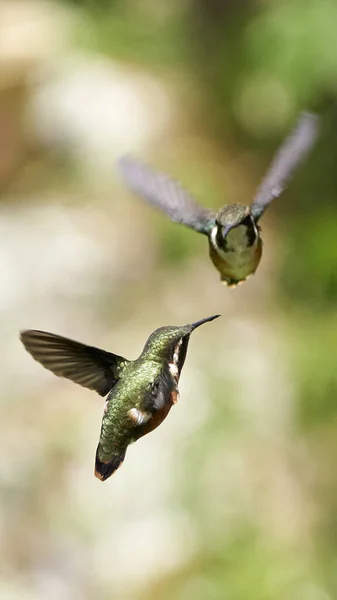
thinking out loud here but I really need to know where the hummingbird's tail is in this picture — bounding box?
[94,446,127,482]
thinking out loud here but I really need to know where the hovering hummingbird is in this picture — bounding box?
[20,314,219,481]
[118,112,318,286]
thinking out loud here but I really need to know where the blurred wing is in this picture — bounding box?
[151,373,173,411]
[118,155,216,234]
[20,330,128,397]
[251,112,319,221]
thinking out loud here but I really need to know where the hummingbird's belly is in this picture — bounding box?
[138,390,177,438]
[209,239,262,284]
[98,367,177,458]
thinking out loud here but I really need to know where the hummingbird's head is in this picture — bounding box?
[215,205,258,248]
[141,315,220,372]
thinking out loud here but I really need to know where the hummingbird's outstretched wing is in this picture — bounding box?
[118,155,216,234]
[251,112,319,221]
[20,330,128,397]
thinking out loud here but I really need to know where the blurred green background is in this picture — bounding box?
[1,1,337,599]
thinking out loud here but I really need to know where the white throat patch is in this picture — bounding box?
[169,338,183,380]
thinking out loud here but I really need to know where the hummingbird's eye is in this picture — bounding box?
[242,213,258,246]
[242,213,253,227]
[215,225,228,248]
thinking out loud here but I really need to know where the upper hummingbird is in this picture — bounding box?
[20,314,219,481]
[118,112,319,286]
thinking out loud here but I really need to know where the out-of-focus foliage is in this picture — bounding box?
[1,1,337,599]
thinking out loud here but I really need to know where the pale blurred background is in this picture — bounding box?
[1,1,337,599]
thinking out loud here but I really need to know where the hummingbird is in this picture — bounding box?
[118,112,319,286]
[20,314,219,481]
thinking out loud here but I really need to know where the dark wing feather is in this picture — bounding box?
[251,112,319,221]
[20,330,128,396]
[150,374,171,411]
[118,155,216,234]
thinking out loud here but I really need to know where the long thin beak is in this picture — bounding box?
[190,314,221,331]
[222,224,234,239]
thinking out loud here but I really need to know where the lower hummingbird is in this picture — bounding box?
[20,315,219,481]
[118,112,318,286]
